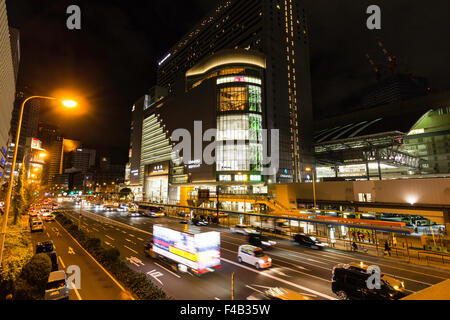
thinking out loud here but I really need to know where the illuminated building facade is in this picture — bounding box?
[156,0,314,183]
[129,50,270,204]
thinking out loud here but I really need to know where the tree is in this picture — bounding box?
[12,162,25,224]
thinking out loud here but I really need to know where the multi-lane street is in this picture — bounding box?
[54,202,450,300]
[30,216,134,300]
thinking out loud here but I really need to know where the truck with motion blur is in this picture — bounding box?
[145,224,221,276]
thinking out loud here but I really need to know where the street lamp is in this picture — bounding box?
[0,95,77,265]
[305,167,316,209]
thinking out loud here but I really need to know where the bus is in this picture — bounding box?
[138,204,165,217]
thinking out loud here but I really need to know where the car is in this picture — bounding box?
[43,213,56,222]
[331,262,407,300]
[44,271,69,300]
[248,233,276,249]
[191,217,208,226]
[230,224,258,235]
[293,233,328,250]
[30,218,44,232]
[247,287,313,300]
[29,210,39,218]
[36,240,54,253]
[237,245,272,269]
[36,241,59,271]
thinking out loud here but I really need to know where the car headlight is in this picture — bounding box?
[267,258,272,262]
[393,285,400,291]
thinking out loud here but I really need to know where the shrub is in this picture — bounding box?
[56,212,169,300]
[13,253,52,300]
[20,253,52,292]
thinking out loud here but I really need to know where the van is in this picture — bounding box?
[30,219,44,232]
[237,245,272,269]
[44,271,69,300]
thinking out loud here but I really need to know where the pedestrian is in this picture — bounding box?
[352,242,358,252]
[366,231,371,243]
[351,230,356,241]
[384,240,391,256]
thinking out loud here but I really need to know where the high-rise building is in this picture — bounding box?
[4,91,41,179]
[156,0,314,182]
[9,27,19,83]
[66,148,96,173]
[0,0,16,182]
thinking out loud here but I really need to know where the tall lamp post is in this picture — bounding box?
[305,167,316,209]
[0,96,77,265]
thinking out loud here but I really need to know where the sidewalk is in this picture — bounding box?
[314,235,450,271]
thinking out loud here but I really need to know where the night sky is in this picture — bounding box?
[5,0,450,164]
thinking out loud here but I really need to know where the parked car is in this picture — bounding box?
[30,218,44,232]
[247,287,313,300]
[36,241,58,271]
[248,233,276,249]
[331,262,407,300]
[237,245,272,269]
[44,271,69,300]
[230,224,258,236]
[293,233,328,250]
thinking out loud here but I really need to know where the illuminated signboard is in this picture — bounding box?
[146,161,169,176]
[31,138,42,150]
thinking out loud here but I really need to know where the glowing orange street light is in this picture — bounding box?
[62,100,77,108]
[39,152,48,158]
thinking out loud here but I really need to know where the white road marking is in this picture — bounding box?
[92,227,99,232]
[137,237,144,241]
[154,262,181,278]
[46,232,50,238]
[124,245,138,254]
[220,257,336,300]
[126,256,145,267]
[147,269,164,285]
[68,247,75,255]
[105,235,115,241]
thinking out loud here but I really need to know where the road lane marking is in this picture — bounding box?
[246,285,266,295]
[220,257,336,300]
[126,256,145,267]
[147,269,164,285]
[46,232,50,238]
[125,238,136,244]
[128,234,135,237]
[105,241,114,247]
[58,256,66,269]
[70,281,82,300]
[105,235,115,241]
[54,220,135,300]
[137,237,144,241]
[68,247,75,255]
[124,245,138,254]
[92,227,99,232]
[154,262,181,278]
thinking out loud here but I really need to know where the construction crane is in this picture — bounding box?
[376,37,398,74]
[365,53,382,81]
